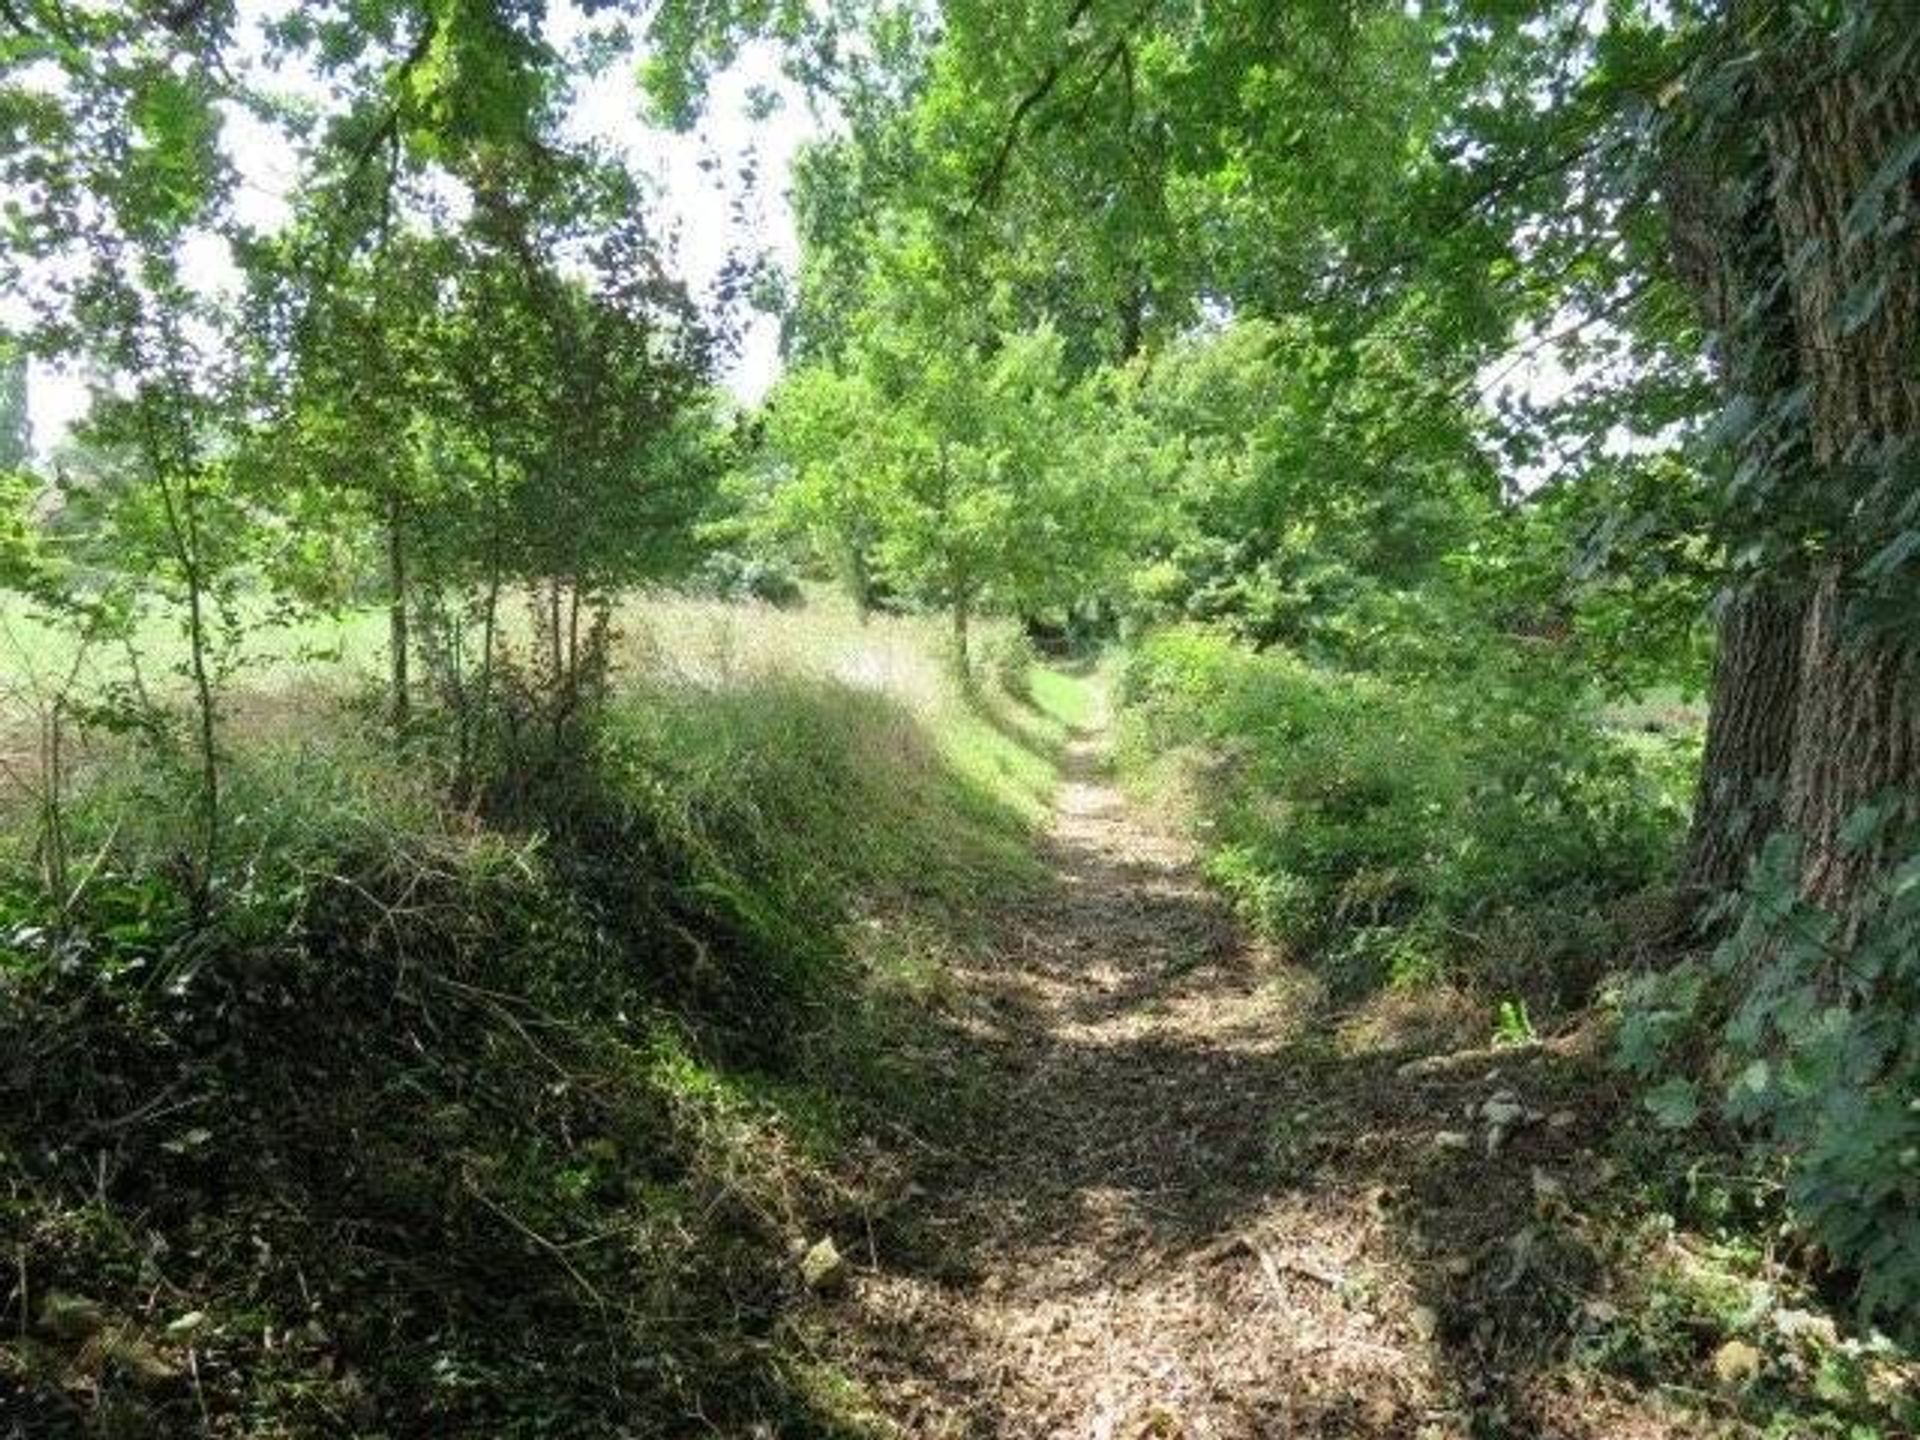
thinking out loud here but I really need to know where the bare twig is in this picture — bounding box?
[461,1169,608,1312]
[75,1080,198,1142]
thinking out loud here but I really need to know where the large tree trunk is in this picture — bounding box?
[1763,30,1920,923]
[1683,586,1803,893]
[1662,110,1809,899]
[1782,571,1920,918]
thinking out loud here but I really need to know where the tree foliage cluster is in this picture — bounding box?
[1,0,736,901]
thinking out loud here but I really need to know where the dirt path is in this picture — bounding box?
[822,716,1685,1439]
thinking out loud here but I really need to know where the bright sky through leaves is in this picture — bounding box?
[19,1,815,454]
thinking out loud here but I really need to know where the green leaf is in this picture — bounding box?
[1843,129,1920,243]
[1863,527,1920,583]
[1645,1076,1700,1131]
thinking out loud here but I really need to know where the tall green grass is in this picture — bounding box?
[0,594,1083,1437]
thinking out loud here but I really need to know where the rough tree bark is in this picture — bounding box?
[1683,587,1804,893]
[1762,26,1920,924]
[1663,108,1809,899]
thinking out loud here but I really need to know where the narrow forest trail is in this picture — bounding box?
[822,700,1685,1439]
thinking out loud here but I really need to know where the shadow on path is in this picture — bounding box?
[822,729,1673,1440]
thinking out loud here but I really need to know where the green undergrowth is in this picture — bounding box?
[1117,626,1920,1432]
[1578,1119,1920,1436]
[1115,624,1692,1014]
[1617,825,1920,1346]
[0,649,1089,1436]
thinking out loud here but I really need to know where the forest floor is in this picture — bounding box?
[814,704,1704,1439]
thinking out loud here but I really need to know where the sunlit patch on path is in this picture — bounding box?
[813,716,1704,1439]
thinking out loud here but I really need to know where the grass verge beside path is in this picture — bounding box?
[0,598,1090,1438]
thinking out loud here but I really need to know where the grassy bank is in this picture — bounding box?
[0,596,1086,1437]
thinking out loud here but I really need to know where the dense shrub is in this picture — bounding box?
[1117,625,1691,1003]
[3,759,741,1436]
[691,552,805,608]
[978,627,1040,701]
[1620,827,1920,1339]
